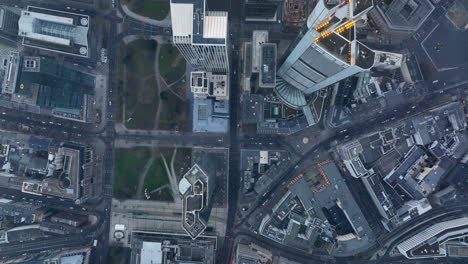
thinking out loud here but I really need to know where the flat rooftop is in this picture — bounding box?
[259,43,277,88]
[193,98,229,133]
[179,164,210,239]
[19,6,90,57]
[0,131,89,201]
[252,30,269,73]
[131,231,217,264]
[190,71,228,99]
[0,53,20,94]
[14,56,95,119]
[379,0,434,31]
[141,242,162,264]
[171,0,227,45]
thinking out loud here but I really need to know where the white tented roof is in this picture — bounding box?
[170,3,193,37]
[140,242,162,264]
[203,12,227,39]
[115,224,125,231]
[179,177,191,195]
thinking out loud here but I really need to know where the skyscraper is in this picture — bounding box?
[170,0,229,73]
[0,7,20,37]
[275,0,401,109]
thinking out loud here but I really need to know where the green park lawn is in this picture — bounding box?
[113,147,151,199]
[118,39,159,129]
[143,159,170,192]
[128,0,169,21]
[159,44,187,84]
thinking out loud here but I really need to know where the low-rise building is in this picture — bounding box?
[340,102,466,231]
[18,6,90,57]
[235,242,272,264]
[249,31,277,91]
[0,198,47,224]
[397,217,468,259]
[0,131,94,203]
[0,52,20,95]
[190,71,229,100]
[130,231,217,264]
[50,212,88,227]
[179,164,213,240]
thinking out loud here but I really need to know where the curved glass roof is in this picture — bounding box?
[274,77,308,109]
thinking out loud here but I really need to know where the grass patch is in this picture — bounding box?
[159,44,186,84]
[172,147,192,179]
[118,39,159,130]
[127,0,169,21]
[113,147,151,199]
[158,90,189,131]
[108,247,130,264]
[144,159,170,192]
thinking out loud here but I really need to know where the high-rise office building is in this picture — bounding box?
[369,0,434,39]
[275,0,402,109]
[0,7,20,37]
[170,0,229,73]
[244,0,282,22]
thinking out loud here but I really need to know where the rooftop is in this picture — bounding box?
[397,217,468,258]
[378,0,435,31]
[141,242,162,264]
[0,53,20,94]
[180,164,211,239]
[131,231,216,264]
[352,0,374,16]
[14,56,94,115]
[252,30,269,73]
[316,32,351,64]
[171,0,227,45]
[19,6,90,57]
[0,131,92,201]
[190,71,229,100]
[259,43,277,88]
[193,98,229,133]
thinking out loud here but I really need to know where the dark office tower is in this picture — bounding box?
[0,7,20,36]
[245,0,282,22]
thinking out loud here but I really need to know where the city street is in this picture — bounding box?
[0,0,467,263]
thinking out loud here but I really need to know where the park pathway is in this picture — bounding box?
[136,150,156,199]
[153,39,163,130]
[161,148,181,202]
